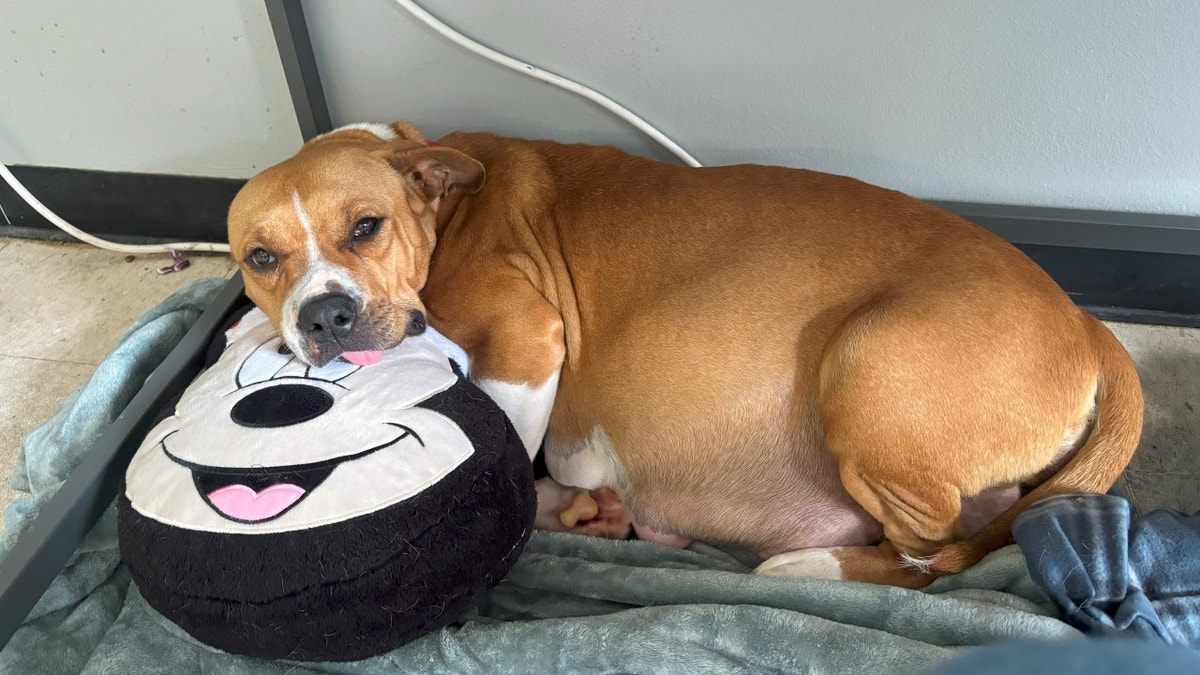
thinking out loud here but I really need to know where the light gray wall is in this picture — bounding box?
[0,0,301,178]
[1,0,1197,216]
[307,0,1200,215]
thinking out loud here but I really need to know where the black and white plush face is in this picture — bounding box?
[125,309,474,534]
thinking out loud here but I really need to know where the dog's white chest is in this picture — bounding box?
[545,426,627,492]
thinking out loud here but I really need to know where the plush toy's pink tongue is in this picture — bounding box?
[342,350,384,366]
[207,484,305,521]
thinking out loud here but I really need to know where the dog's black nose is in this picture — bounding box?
[298,293,357,343]
[230,384,333,428]
[405,309,427,336]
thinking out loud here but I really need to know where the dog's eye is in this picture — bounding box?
[246,248,276,270]
[351,217,382,242]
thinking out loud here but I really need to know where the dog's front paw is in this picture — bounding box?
[754,548,845,580]
[534,479,632,539]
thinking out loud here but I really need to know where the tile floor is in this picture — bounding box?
[0,238,1196,519]
[0,238,237,511]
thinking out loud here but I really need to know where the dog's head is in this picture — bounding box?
[228,121,484,367]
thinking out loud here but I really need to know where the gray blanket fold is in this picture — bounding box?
[0,278,1079,674]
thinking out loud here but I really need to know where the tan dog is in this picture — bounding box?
[227,121,1142,588]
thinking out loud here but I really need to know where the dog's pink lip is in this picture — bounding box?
[342,350,384,366]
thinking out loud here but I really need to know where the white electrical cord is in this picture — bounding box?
[0,162,230,254]
[1,1,698,256]
[393,0,702,168]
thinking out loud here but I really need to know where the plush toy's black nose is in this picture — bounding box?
[230,384,333,428]
[298,293,357,343]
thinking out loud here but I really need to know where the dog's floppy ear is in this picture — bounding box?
[387,146,486,202]
[388,121,427,144]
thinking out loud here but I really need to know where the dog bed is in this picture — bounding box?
[0,278,1081,674]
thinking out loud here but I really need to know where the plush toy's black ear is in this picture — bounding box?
[145,300,256,431]
[204,300,256,369]
[447,356,467,380]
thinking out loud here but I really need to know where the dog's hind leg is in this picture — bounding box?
[784,289,1103,586]
[754,542,937,589]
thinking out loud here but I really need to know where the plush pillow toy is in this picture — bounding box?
[117,306,535,662]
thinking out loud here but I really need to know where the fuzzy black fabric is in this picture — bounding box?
[118,348,536,661]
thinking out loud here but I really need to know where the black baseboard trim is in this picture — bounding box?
[0,165,242,246]
[2,164,1199,327]
[0,223,179,247]
[1014,243,1200,325]
[1082,306,1200,328]
[933,200,1200,257]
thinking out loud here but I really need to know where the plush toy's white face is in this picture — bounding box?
[125,309,475,534]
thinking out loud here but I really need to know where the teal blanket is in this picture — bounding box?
[0,279,1079,674]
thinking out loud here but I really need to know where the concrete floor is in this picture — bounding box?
[0,238,237,511]
[1108,322,1200,516]
[0,238,1196,520]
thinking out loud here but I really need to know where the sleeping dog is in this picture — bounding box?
[226,121,1142,587]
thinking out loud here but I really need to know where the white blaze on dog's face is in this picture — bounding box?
[227,121,484,367]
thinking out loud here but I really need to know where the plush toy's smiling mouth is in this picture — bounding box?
[160,423,423,523]
[194,463,333,523]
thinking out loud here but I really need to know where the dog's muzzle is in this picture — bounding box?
[294,294,428,367]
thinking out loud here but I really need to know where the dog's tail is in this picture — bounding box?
[925,316,1143,574]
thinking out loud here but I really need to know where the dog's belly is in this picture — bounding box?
[545,389,883,557]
